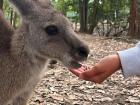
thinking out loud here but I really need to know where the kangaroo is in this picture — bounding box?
[0,0,89,105]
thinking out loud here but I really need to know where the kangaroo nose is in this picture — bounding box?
[77,47,89,58]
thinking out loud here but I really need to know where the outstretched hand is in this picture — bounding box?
[70,54,121,83]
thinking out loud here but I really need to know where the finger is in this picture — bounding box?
[70,69,83,77]
[79,68,99,79]
[70,66,88,76]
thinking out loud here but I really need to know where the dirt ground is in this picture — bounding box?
[28,34,140,105]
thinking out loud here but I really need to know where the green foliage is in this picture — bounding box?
[51,0,130,25]
[3,0,10,19]
[3,0,20,28]
[2,0,130,32]
[52,0,79,22]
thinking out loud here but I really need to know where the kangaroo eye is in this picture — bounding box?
[45,25,59,35]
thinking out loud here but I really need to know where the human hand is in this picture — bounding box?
[70,54,121,83]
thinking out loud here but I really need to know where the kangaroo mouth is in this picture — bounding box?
[61,54,84,69]
[69,60,82,69]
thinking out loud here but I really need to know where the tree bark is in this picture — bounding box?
[10,9,14,25]
[79,0,89,33]
[137,0,140,36]
[128,0,140,38]
[0,0,3,10]
[13,12,17,28]
[88,0,99,34]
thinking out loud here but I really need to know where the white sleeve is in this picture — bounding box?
[118,42,140,78]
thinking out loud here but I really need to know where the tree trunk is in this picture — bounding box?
[137,0,140,36]
[79,0,89,33]
[0,0,3,10]
[13,12,17,28]
[10,9,14,25]
[128,0,140,38]
[88,0,99,34]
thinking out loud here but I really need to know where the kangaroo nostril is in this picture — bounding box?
[78,47,89,58]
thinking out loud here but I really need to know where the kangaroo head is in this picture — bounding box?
[10,0,89,69]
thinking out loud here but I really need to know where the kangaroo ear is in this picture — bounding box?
[9,0,34,16]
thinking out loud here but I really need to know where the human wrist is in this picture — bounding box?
[113,54,121,72]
